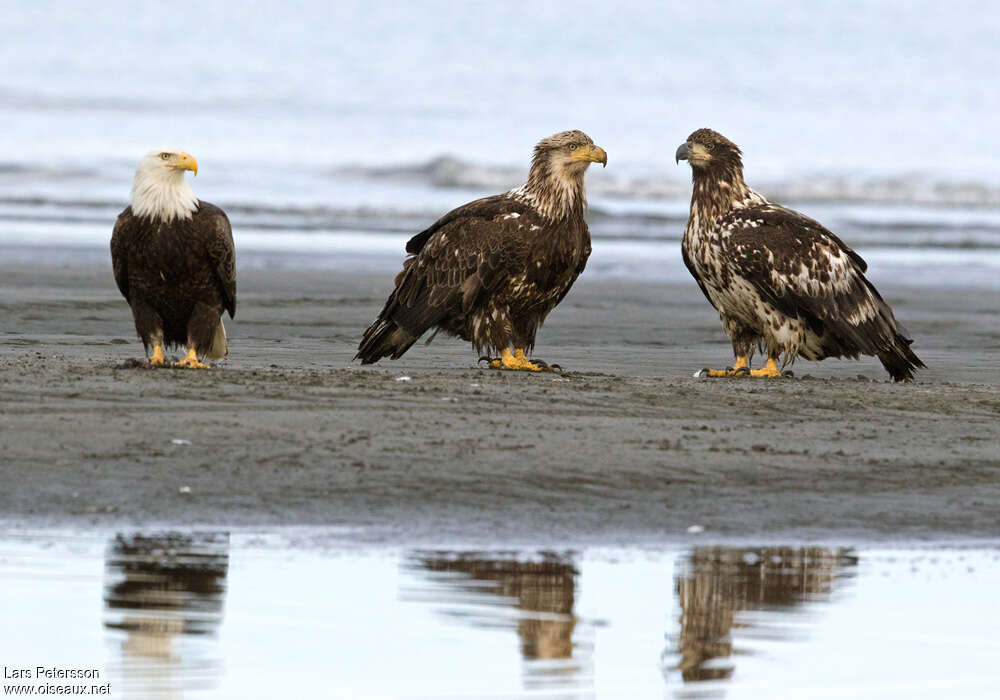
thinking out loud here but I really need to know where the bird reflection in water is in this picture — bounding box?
[103,532,229,698]
[407,552,586,689]
[666,546,858,684]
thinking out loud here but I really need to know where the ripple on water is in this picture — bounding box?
[1,533,999,698]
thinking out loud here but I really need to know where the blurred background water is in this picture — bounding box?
[2,532,999,699]
[1,0,998,286]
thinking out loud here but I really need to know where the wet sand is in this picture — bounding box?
[1,262,999,545]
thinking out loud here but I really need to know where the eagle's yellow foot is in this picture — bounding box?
[749,358,784,378]
[481,348,548,372]
[526,357,561,371]
[695,356,749,378]
[147,345,167,367]
[700,368,741,377]
[173,348,211,370]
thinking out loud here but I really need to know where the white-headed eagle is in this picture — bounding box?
[111,148,236,369]
[357,130,607,371]
[676,128,923,381]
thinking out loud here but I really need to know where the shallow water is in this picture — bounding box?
[2,1,1000,287]
[2,532,999,698]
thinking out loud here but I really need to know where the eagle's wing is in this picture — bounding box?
[682,242,716,310]
[110,209,134,303]
[201,206,237,318]
[404,195,512,254]
[383,196,533,336]
[723,204,897,353]
[547,234,591,311]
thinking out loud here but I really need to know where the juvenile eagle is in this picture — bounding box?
[111,148,236,369]
[676,128,923,381]
[356,130,607,371]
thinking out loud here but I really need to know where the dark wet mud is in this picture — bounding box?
[2,264,998,544]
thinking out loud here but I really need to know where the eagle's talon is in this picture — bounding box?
[173,348,211,370]
[477,348,552,372]
[694,368,710,378]
[748,359,783,378]
[173,359,211,370]
[732,366,750,377]
[700,367,744,378]
[147,345,167,367]
[478,355,497,368]
[528,359,562,373]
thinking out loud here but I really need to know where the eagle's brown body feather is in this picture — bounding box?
[357,194,590,361]
[111,202,236,357]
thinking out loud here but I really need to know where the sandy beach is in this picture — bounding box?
[1,262,998,545]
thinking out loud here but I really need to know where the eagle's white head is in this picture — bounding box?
[130,147,200,222]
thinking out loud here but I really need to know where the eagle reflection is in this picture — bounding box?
[668,546,858,683]
[409,552,582,681]
[103,532,229,696]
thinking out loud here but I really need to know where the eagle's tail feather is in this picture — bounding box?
[205,319,228,360]
[355,318,417,364]
[877,332,925,382]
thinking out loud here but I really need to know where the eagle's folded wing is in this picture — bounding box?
[110,212,134,302]
[203,209,237,318]
[723,205,898,355]
[379,198,531,338]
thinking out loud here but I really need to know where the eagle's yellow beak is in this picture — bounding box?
[570,144,608,167]
[171,152,199,176]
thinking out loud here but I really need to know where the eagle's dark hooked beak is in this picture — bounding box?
[675,142,690,164]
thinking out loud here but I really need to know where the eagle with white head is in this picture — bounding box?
[110,148,236,368]
[676,128,923,381]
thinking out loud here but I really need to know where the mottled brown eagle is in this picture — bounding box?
[111,148,236,369]
[676,128,923,381]
[356,130,607,371]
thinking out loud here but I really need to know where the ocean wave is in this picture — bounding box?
[5,154,1000,213]
[3,195,1000,250]
[341,157,1000,208]
[3,207,1000,255]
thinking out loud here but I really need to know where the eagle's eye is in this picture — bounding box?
[705,143,715,151]
[160,153,171,160]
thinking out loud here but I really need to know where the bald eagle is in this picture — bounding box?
[676,128,923,381]
[356,130,607,371]
[110,148,236,369]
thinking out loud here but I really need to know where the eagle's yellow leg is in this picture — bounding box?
[488,347,543,372]
[749,357,782,378]
[148,345,166,367]
[173,347,211,370]
[703,355,749,377]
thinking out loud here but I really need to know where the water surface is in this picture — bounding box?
[2,532,999,698]
[1,1,999,287]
